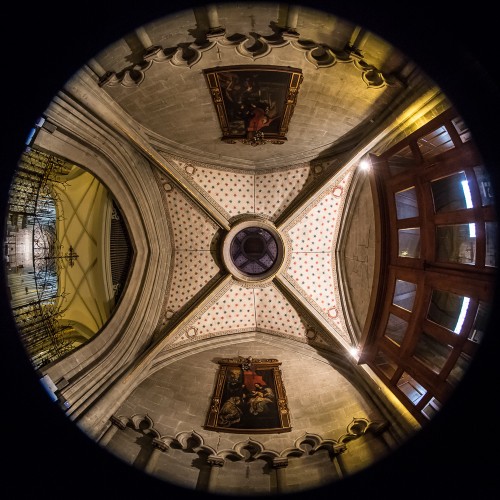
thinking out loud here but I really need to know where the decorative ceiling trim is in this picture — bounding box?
[159,327,336,359]
[164,152,312,176]
[118,273,234,386]
[334,168,374,344]
[112,122,231,231]
[110,414,386,462]
[274,274,352,350]
[165,276,237,346]
[277,164,355,233]
[255,326,331,350]
[98,29,400,90]
[156,154,314,239]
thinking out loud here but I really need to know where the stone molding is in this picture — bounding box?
[106,415,386,464]
[99,29,399,90]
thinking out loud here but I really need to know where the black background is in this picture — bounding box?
[2,1,499,498]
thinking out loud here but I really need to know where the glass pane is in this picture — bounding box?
[398,228,420,258]
[468,301,491,344]
[427,290,471,333]
[384,313,408,346]
[485,221,497,267]
[388,144,418,175]
[393,279,417,311]
[447,352,472,387]
[374,350,397,379]
[397,372,427,405]
[417,125,454,159]
[413,331,452,374]
[395,187,419,219]
[431,171,471,213]
[451,116,471,143]
[421,397,442,420]
[473,165,495,207]
[436,223,476,265]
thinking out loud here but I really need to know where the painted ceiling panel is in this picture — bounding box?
[287,252,336,311]
[285,252,346,335]
[282,166,355,343]
[173,281,257,344]
[164,158,314,224]
[163,183,219,250]
[286,167,354,252]
[164,250,220,314]
[170,158,255,219]
[255,283,308,339]
[255,165,312,220]
[156,163,356,345]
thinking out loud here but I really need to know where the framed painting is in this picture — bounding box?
[203,65,303,145]
[204,357,292,434]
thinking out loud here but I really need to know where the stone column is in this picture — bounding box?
[371,421,394,451]
[87,58,107,79]
[333,446,347,478]
[135,26,153,50]
[272,457,288,494]
[283,5,300,36]
[206,455,225,493]
[206,4,225,37]
[144,438,169,475]
[98,415,126,446]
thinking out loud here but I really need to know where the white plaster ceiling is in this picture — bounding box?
[152,155,355,349]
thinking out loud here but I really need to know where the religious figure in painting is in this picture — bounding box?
[219,396,243,427]
[216,70,286,138]
[247,382,275,416]
[205,357,291,433]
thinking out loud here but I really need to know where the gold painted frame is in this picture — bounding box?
[205,357,292,434]
[203,65,303,144]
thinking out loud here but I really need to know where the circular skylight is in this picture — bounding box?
[221,219,285,282]
[230,226,278,275]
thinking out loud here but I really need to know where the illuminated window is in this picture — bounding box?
[436,223,476,265]
[473,165,495,206]
[421,397,442,420]
[447,352,472,387]
[398,228,420,258]
[431,171,471,213]
[388,144,418,175]
[417,126,454,159]
[412,331,452,374]
[374,350,398,379]
[384,313,408,347]
[395,187,419,219]
[427,290,471,334]
[485,221,497,267]
[393,279,417,311]
[397,372,427,405]
[451,116,471,143]
[24,117,45,150]
[468,301,491,344]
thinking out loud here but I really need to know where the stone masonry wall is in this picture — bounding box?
[108,337,389,494]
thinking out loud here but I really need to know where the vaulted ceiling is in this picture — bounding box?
[94,3,410,170]
[55,2,432,358]
[4,1,500,498]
